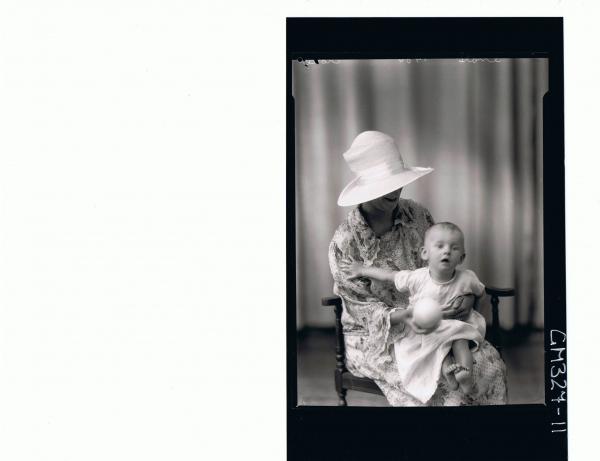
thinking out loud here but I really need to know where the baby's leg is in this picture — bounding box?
[452,339,474,394]
[441,354,459,390]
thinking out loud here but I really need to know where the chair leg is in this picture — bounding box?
[335,369,347,406]
[490,293,503,358]
[337,388,347,406]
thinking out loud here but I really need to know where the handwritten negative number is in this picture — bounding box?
[550,363,566,378]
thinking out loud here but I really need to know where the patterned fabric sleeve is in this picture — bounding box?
[329,231,404,353]
[422,207,435,229]
[329,238,380,303]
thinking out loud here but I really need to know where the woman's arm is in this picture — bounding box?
[329,235,406,352]
[390,308,411,325]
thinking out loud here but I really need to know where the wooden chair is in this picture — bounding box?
[321,287,515,406]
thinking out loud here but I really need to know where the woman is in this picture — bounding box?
[328,131,507,406]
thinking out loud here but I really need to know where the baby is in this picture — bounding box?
[344,222,486,404]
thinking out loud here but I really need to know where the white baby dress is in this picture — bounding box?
[392,268,486,403]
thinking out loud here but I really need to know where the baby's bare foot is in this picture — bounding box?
[455,367,473,394]
[443,366,459,390]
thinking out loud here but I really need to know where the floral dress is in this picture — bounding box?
[328,199,508,406]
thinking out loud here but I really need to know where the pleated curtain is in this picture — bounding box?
[294,59,547,329]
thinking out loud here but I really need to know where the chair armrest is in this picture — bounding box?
[485,286,516,297]
[321,296,342,307]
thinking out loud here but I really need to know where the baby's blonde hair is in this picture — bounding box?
[424,222,465,246]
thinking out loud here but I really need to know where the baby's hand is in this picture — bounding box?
[339,262,365,280]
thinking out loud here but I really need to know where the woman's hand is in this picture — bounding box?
[441,294,475,320]
[339,261,365,280]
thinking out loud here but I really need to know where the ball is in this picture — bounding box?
[412,298,442,330]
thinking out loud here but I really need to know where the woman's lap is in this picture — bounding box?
[345,337,508,406]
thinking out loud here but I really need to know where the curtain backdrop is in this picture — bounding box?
[294,59,547,329]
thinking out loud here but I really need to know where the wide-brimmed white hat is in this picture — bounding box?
[337,131,434,206]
